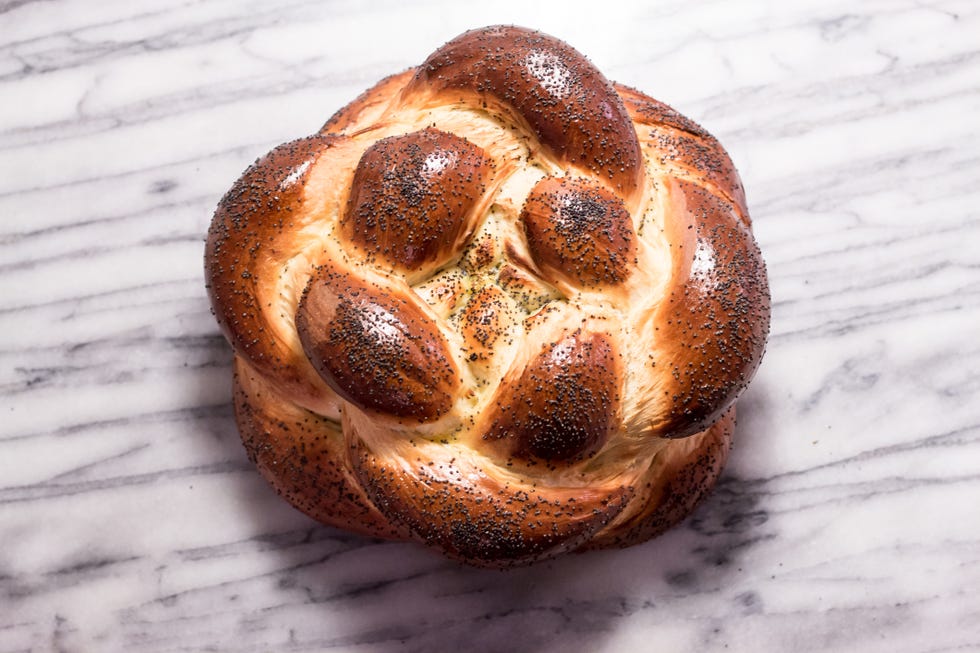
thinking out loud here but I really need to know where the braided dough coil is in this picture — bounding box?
[205,26,770,567]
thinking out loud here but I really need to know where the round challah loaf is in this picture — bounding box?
[205,25,770,567]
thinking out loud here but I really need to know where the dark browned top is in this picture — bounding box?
[348,418,633,567]
[651,179,770,438]
[521,176,636,289]
[204,134,342,410]
[341,128,493,274]
[296,265,460,422]
[482,329,621,464]
[405,25,643,201]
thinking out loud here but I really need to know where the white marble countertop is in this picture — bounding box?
[2,1,979,651]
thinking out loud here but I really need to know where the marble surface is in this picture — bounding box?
[2,0,979,650]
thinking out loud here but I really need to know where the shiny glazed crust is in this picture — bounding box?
[205,26,770,567]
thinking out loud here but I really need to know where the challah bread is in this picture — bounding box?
[206,25,769,567]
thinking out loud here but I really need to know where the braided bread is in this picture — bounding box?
[205,26,770,567]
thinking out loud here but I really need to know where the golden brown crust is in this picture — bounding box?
[321,70,415,135]
[205,25,770,567]
[205,134,348,418]
[482,329,621,464]
[649,179,769,438]
[522,176,636,289]
[404,26,644,204]
[617,83,749,220]
[347,411,634,567]
[233,357,406,539]
[456,284,513,367]
[296,265,461,422]
[584,408,735,549]
[341,128,494,274]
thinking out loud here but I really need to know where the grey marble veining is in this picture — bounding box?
[1,0,979,651]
